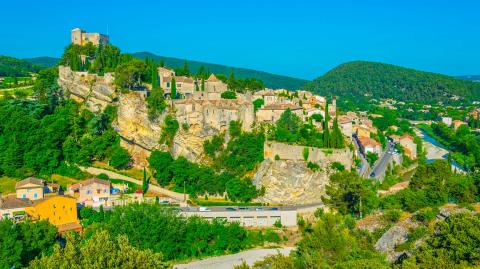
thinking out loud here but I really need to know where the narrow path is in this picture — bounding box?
[174,247,294,269]
[79,166,187,202]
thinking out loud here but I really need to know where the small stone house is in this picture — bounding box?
[15,177,45,201]
[358,137,382,155]
[0,195,31,221]
[256,103,303,123]
[68,178,111,208]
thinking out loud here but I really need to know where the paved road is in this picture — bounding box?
[352,134,370,177]
[174,247,294,269]
[80,166,187,202]
[370,141,395,181]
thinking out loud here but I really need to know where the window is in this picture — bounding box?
[87,190,91,195]
[34,193,38,198]
[27,188,31,192]
[167,82,170,87]
[22,194,26,198]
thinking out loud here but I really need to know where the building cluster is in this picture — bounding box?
[0,177,177,233]
[441,116,468,130]
[158,66,336,133]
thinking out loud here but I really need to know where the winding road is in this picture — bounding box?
[174,247,294,269]
[79,166,187,202]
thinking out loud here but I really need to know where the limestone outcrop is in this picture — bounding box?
[253,159,329,205]
[58,65,116,112]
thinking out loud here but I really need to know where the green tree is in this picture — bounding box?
[170,77,177,99]
[147,150,174,186]
[253,98,264,112]
[0,220,57,269]
[160,115,179,147]
[323,103,331,147]
[302,147,309,161]
[28,230,167,269]
[324,171,379,217]
[114,59,147,91]
[109,145,130,169]
[146,87,166,120]
[221,91,237,99]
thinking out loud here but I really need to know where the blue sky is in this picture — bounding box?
[1,0,479,79]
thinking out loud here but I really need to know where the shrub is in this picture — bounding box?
[382,209,402,223]
[97,173,110,180]
[307,161,320,171]
[331,162,345,171]
[273,219,282,228]
[274,154,280,160]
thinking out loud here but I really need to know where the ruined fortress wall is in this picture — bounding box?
[264,142,353,170]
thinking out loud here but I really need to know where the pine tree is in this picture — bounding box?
[171,78,177,99]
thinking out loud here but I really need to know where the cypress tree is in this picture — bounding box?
[171,78,177,99]
[332,117,344,148]
[323,103,330,148]
[201,78,205,92]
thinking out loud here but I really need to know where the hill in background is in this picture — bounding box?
[23,56,59,68]
[304,61,480,103]
[132,52,307,90]
[0,55,43,77]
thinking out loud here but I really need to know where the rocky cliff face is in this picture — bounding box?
[58,66,116,112]
[253,159,332,205]
[114,91,164,167]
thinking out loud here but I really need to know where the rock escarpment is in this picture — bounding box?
[58,66,116,112]
[253,159,331,205]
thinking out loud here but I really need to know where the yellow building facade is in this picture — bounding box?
[25,196,81,232]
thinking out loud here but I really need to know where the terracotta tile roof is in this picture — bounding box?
[400,134,414,141]
[358,137,381,147]
[261,103,302,111]
[207,74,220,82]
[0,195,31,209]
[163,76,195,84]
[69,178,110,191]
[15,177,44,189]
[57,222,83,234]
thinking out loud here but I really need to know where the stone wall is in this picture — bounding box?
[264,142,353,170]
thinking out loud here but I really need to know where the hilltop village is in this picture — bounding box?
[1,28,420,231]
[4,27,480,269]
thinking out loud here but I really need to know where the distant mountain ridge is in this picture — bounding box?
[304,61,480,103]
[0,55,43,77]
[131,52,307,89]
[24,53,308,90]
[23,57,59,68]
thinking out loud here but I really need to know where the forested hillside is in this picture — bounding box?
[0,55,43,77]
[304,61,480,103]
[24,56,59,68]
[133,52,307,90]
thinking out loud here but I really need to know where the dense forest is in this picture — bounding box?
[0,55,43,77]
[0,68,130,178]
[304,61,480,103]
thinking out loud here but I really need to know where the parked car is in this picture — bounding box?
[226,207,236,211]
[199,207,211,212]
